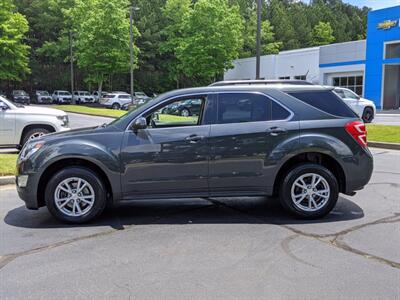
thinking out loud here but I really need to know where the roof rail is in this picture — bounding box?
[209,80,314,87]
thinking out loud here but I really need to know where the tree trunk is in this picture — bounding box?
[98,80,103,103]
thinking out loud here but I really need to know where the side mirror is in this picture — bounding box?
[132,117,147,132]
[0,103,8,111]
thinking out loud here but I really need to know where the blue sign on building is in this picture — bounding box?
[365,6,400,109]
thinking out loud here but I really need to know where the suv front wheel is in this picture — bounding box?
[279,163,339,219]
[45,167,107,223]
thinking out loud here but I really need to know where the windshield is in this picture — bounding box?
[82,92,90,96]
[104,94,114,98]
[37,91,49,96]
[13,90,27,96]
[60,91,71,96]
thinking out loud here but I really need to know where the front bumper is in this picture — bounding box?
[16,172,41,209]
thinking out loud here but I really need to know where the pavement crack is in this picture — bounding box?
[0,202,214,270]
[205,198,400,269]
[280,234,318,268]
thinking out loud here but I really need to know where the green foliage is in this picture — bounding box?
[177,0,244,84]
[70,0,139,91]
[241,9,282,58]
[0,0,30,81]
[311,21,335,46]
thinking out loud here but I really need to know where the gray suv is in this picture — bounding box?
[16,84,373,223]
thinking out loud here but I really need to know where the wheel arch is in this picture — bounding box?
[20,124,56,145]
[273,151,346,196]
[37,157,113,208]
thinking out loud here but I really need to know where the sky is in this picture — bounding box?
[344,0,400,10]
[300,0,400,10]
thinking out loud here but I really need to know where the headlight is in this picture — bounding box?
[57,115,69,127]
[19,141,45,161]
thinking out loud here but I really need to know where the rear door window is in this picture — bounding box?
[288,90,357,118]
[216,93,271,124]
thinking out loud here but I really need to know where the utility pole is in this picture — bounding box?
[129,6,134,104]
[69,31,75,104]
[255,0,261,79]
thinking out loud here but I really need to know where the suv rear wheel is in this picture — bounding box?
[279,163,339,219]
[112,103,120,110]
[45,167,107,223]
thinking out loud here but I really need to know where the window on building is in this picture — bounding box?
[278,76,290,80]
[332,75,363,96]
[294,75,306,80]
[385,42,400,59]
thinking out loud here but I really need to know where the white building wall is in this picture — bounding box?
[224,47,320,83]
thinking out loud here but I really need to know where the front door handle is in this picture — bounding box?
[185,134,204,143]
[266,127,287,136]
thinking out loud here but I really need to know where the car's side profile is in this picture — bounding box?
[0,96,70,148]
[333,87,376,123]
[100,93,132,109]
[34,90,53,104]
[16,84,373,223]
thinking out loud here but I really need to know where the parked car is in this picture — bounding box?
[100,93,132,109]
[11,90,30,105]
[72,91,95,104]
[91,91,108,102]
[52,90,72,104]
[16,82,373,223]
[34,90,53,104]
[333,87,376,123]
[161,99,202,117]
[0,96,69,148]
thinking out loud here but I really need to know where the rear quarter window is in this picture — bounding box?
[287,90,357,118]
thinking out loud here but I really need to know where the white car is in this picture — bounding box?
[100,93,132,110]
[0,96,70,148]
[91,91,108,102]
[34,90,53,104]
[52,90,72,104]
[333,87,376,123]
[72,91,95,104]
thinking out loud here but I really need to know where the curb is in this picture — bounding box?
[369,141,400,150]
[0,176,15,186]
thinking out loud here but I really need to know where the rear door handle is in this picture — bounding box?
[185,134,204,143]
[266,127,287,136]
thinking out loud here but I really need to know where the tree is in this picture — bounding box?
[178,0,244,84]
[311,21,335,46]
[160,0,192,88]
[70,0,139,95]
[0,0,30,81]
[241,10,281,58]
[268,0,298,50]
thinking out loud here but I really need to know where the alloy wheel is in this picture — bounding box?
[29,131,46,140]
[290,173,330,212]
[54,177,95,217]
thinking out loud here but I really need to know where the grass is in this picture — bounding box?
[0,154,17,176]
[55,105,126,118]
[366,124,400,143]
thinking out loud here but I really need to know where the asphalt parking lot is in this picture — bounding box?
[0,147,399,299]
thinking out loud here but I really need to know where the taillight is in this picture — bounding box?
[345,121,367,147]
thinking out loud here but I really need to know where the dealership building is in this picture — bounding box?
[224,5,400,110]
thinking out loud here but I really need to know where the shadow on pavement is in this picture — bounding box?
[4,196,364,230]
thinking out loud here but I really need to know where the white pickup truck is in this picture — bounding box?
[0,96,70,148]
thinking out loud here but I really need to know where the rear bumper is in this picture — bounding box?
[343,147,373,193]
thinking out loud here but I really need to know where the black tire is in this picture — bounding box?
[21,127,50,146]
[362,107,374,123]
[45,167,107,223]
[112,102,120,110]
[180,108,190,117]
[279,163,339,219]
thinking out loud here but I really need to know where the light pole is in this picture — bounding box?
[255,0,261,80]
[69,31,75,104]
[129,6,140,104]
